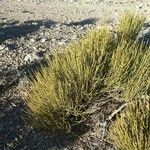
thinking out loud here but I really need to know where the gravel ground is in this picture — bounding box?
[0,0,150,150]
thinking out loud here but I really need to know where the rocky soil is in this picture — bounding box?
[0,0,150,150]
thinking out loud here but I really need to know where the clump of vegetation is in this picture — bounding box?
[21,12,150,136]
[109,97,150,150]
[23,26,115,132]
[107,15,150,100]
[117,12,145,42]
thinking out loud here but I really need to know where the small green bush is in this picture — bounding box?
[106,12,149,100]
[23,26,115,132]
[109,97,150,150]
[21,12,150,134]
[117,12,145,42]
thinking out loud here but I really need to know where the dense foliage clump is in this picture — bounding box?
[21,12,150,146]
[109,98,150,150]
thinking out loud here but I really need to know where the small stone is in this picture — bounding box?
[32,22,38,25]
[68,20,73,24]
[19,135,23,139]
[11,53,17,58]
[0,45,6,50]
[24,54,33,62]
[58,41,66,45]
[11,102,16,107]
[29,38,35,43]
[32,46,37,51]
[6,142,14,148]
[3,19,7,23]
[40,25,45,30]
[51,39,56,42]
[24,50,46,63]
[40,32,44,35]
[40,38,46,43]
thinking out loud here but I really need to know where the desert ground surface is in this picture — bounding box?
[0,0,150,150]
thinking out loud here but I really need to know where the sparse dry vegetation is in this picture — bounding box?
[117,12,145,41]
[21,11,150,149]
[109,98,150,150]
[106,12,149,100]
[22,26,116,132]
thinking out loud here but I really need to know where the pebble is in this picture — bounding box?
[29,38,35,43]
[58,41,66,45]
[24,50,46,63]
[40,38,46,43]
[24,53,35,63]
[32,46,37,51]
[19,135,23,139]
[51,38,56,42]
[32,22,38,26]
[0,44,6,50]
[11,102,16,107]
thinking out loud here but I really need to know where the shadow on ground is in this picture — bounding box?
[65,18,98,26]
[0,59,49,95]
[0,59,81,150]
[0,92,78,150]
[0,18,98,42]
[0,19,56,42]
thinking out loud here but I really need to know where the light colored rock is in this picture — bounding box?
[58,41,66,45]
[51,38,56,42]
[29,38,35,43]
[0,45,6,50]
[24,50,46,63]
[40,38,46,43]
[24,53,37,63]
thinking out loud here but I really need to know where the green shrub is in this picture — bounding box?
[21,12,150,133]
[106,12,149,100]
[106,39,150,100]
[23,26,115,132]
[109,97,150,150]
[117,12,145,42]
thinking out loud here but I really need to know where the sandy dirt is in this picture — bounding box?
[0,0,150,150]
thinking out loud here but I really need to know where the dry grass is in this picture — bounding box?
[107,13,150,150]
[21,11,150,138]
[117,12,145,42]
[106,12,149,101]
[22,26,116,132]
[106,39,150,100]
[109,97,150,150]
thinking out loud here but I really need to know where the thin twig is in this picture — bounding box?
[106,103,127,121]
[100,103,128,144]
